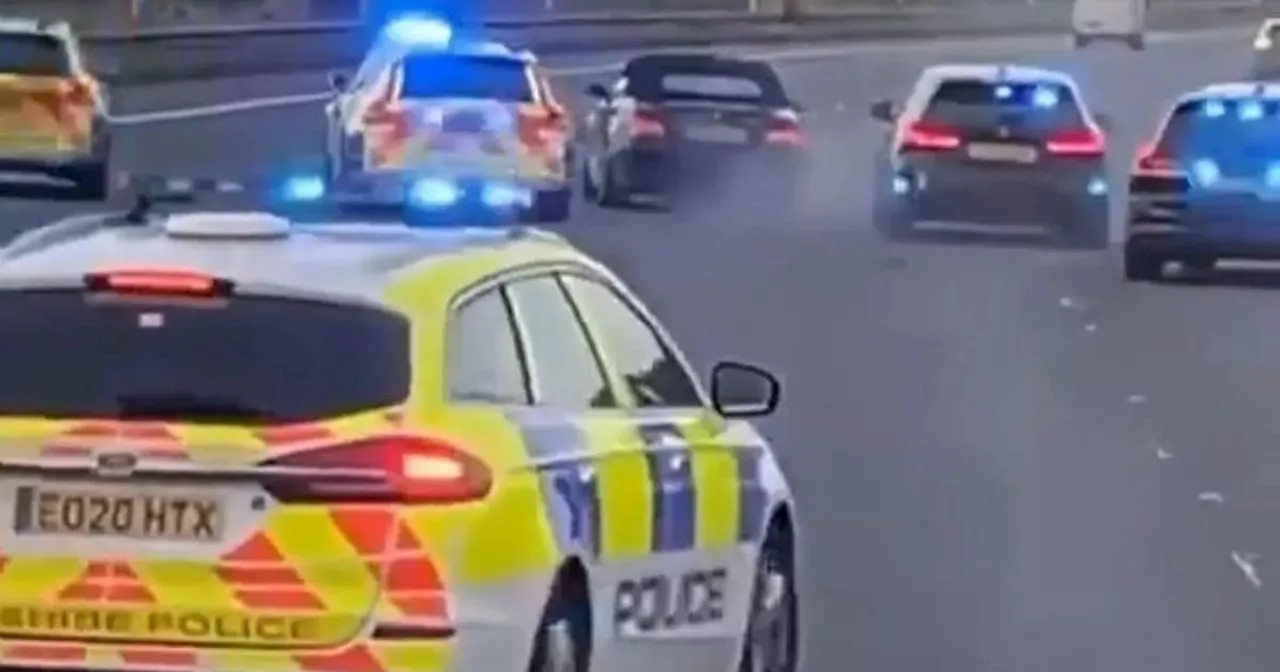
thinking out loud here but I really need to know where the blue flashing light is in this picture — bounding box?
[480,183,531,208]
[892,175,911,195]
[384,15,452,47]
[1240,99,1265,120]
[1031,86,1059,108]
[408,178,462,208]
[1266,163,1280,188]
[1190,158,1221,186]
[1087,176,1108,196]
[995,84,1013,100]
[1203,99,1226,118]
[282,175,325,201]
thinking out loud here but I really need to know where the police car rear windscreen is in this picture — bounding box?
[0,291,410,423]
[0,35,69,77]
[1160,99,1280,178]
[401,54,534,102]
[923,80,1085,139]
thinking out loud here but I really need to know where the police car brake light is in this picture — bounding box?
[84,268,229,297]
[1134,141,1179,174]
[384,15,452,47]
[261,435,492,504]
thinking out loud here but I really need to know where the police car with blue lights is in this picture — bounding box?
[1126,83,1280,281]
[869,64,1111,248]
[0,171,801,672]
[322,15,575,222]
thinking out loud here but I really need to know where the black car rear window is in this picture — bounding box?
[0,34,69,77]
[1157,99,1280,157]
[922,79,1086,134]
[623,56,789,106]
[400,54,533,102]
[0,291,410,423]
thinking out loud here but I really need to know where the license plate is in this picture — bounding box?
[12,484,225,542]
[967,143,1038,163]
[681,124,749,144]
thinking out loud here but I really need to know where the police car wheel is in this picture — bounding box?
[528,567,591,672]
[740,531,797,672]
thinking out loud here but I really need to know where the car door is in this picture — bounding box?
[558,271,763,671]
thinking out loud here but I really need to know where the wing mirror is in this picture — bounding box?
[328,70,351,93]
[585,83,610,99]
[710,361,780,418]
[869,99,896,123]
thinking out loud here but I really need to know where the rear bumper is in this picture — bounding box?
[885,162,1108,225]
[1126,201,1280,260]
[617,144,806,198]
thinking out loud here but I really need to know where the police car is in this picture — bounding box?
[1251,18,1280,79]
[869,64,1111,248]
[1125,82,1280,281]
[323,16,574,222]
[0,17,111,198]
[0,175,799,672]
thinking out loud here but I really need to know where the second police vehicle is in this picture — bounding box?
[870,64,1111,248]
[1125,83,1280,281]
[0,17,111,198]
[0,173,800,672]
[323,16,574,222]
[1251,17,1280,79]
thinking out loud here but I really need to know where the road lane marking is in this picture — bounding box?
[111,26,1250,126]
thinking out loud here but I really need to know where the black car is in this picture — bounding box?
[869,64,1111,248]
[1125,83,1280,282]
[578,53,808,209]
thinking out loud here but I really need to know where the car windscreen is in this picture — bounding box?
[0,34,69,77]
[400,54,533,102]
[1158,99,1280,164]
[922,80,1086,136]
[624,57,789,106]
[0,290,410,423]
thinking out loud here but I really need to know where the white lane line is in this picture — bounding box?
[1198,491,1225,504]
[111,25,1250,126]
[1156,446,1173,459]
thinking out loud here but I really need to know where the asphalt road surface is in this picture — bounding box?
[6,27,1280,672]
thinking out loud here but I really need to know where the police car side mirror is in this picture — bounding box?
[328,70,351,93]
[869,99,896,123]
[710,361,780,418]
[585,83,610,99]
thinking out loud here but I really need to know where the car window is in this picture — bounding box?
[505,276,616,409]
[0,290,409,423]
[447,288,529,405]
[0,34,69,77]
[561,275,703,409]
[399,54,533,101]
[922,79,1086,137]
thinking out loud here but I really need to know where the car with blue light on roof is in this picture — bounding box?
[869,64,1111,248]
[322,15,574,222]
[1125,82,1280,281]
[0,17,112,198]
[0,172,798,672]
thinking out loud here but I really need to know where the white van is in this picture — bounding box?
[1072,0,1146,49]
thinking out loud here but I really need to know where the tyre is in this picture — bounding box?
[527,565,591,672]
[738,518,799,672]
[532,186,572,223]
[1124,247,1164,282]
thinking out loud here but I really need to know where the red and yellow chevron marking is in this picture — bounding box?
[0,641,450,672]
